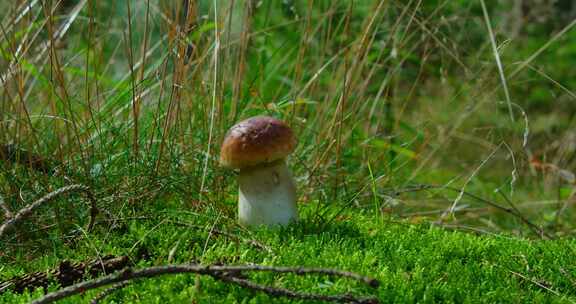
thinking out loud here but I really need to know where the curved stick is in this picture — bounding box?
[32,264,379,304]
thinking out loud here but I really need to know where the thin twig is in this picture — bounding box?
[0,184,98,238]
[495,189,553,239]
[506,269,574,303]
[446,144,501,215]
[31,264,379,304]
[393,184,552,239]
[89,281,131,304]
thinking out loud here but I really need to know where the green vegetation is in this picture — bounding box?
[1,0,576,303]
[2,203,576,303]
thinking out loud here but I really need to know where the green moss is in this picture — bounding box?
[1,205,575,303]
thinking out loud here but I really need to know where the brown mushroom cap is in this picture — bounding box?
[220,116,296,169]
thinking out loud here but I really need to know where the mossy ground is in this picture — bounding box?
[1,201,575,303]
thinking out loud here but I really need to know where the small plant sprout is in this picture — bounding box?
[220,116,298,227]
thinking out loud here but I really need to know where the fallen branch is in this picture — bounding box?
[0,184,98,239]
[31,264,380,304]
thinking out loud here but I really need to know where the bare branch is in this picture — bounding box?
[31,264,379,304]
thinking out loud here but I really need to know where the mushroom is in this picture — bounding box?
[220,116,298,226]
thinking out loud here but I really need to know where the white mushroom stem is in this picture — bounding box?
[237,160,297,226]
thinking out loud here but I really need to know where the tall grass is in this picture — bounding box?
[1,0,575,242]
